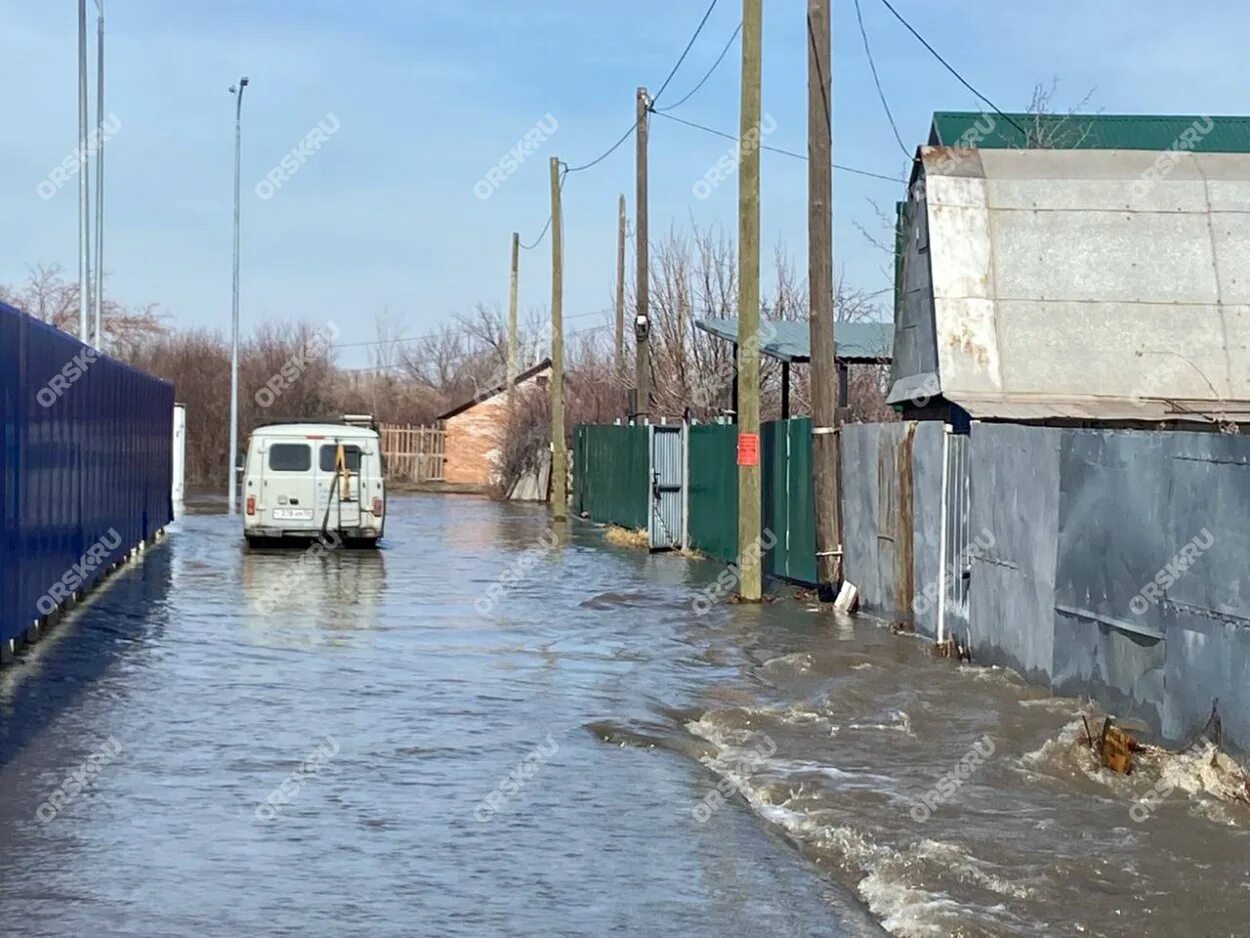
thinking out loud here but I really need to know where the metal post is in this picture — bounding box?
[228,77,249,514]
[77,0,90,343]
[93,0,104,347]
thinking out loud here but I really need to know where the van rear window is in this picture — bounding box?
[320,444,362,472]
[268,443,311,472]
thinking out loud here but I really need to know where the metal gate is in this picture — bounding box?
[648,425,684,551]
[938,428,971,644]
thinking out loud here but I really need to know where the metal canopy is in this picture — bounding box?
[694,318,893,364]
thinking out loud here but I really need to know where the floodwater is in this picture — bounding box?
[1,494,1248,937]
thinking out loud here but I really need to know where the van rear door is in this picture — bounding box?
[263,440,318,528]
[318,441,362,529]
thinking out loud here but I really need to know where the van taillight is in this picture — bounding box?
[372,498,383,517]
[246,496,256,516]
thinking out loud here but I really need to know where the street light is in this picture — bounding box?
[77,0,90,342]
[228,76,249,514]
[94,0,104,348]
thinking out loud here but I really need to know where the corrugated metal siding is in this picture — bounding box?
[930,112,1250,153]
[1,302,174,647]
[648,426,683,550]
[686,423,738,564]
[763,419,817,585]
[574,424,649,531]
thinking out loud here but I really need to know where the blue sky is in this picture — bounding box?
[1,1,1244,367]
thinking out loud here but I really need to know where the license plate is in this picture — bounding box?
[272,508,314,521]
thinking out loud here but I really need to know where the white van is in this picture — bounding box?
[242,421,385,546]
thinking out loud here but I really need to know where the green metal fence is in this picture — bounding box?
[575,419,819,586]
[763,418,817,585]
[687,423,739,564]
[574,424,649,530]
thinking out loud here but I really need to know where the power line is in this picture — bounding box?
[519,164,568,249]
[875,0,1028,138]
[853,0,910,159]
[651,0,721,104]
[556,0,723,176]
[656,21,742,113]
[652,111,903,183]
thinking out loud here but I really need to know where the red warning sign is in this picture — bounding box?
[737,432,760,467]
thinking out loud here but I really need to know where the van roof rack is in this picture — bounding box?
[341,414,375,428]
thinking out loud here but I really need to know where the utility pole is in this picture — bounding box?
[615,194,627,388]
[807,0,842,601]
[93,0,104,347]
[736,0,763,602]
[228,76,249,515]
[634,87,651,420]
[549,157,567,521]
[507,231,519,414]
[77,0,90,343]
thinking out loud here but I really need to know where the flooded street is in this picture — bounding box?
[2,494,1249,937]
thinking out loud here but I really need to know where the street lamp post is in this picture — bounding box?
[94,0,104,347]
[228,76,249,514]
[77,0,90,342]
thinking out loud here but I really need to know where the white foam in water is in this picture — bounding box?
[688,711,1021,936]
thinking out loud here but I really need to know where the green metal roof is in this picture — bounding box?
[929,112,1250,153]
[695,318,892,364]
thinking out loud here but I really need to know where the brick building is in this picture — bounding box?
[439,359,552,486]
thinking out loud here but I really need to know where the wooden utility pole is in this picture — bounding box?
[634,87,651,419]
[736,0,763,602]
[507,231,519,414]
[808,0,842,601]
[615,194,627,386]
[549,157,567,521]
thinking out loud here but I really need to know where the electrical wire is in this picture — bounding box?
[558,0,722,175]
[519,163,568,249]
[853,0,910,158]
[656,21,741,113]
[652,110,903,183]
[875,0,1028,138]
[651,0,721,105]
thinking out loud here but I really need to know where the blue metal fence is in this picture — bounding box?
[1,301,174,649]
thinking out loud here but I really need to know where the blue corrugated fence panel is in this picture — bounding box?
[0,301,173,646]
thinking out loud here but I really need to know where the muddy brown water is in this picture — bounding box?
[1,494,1247,936]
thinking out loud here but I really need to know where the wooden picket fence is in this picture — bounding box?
[379,424,445,482]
